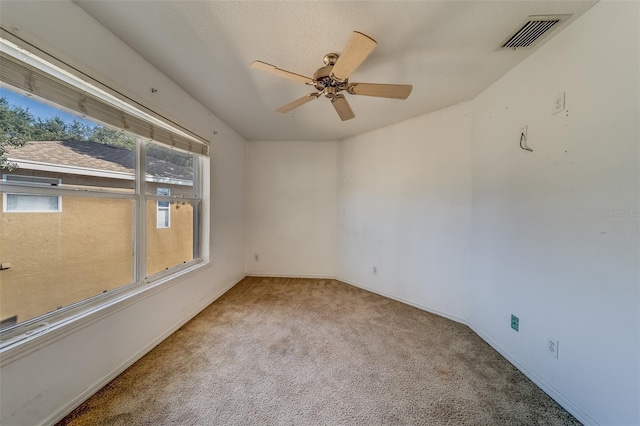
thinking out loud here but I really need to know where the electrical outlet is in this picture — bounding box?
[553,92,565,114]
[373,266,378,275]
[511,314,519,332]
[254,254,259,262]
[547,336,559,358]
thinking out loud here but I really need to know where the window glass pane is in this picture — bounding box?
[1,87,136,192]
[0,196,134,329]
[145,141,194,197]
[146,200,195,276]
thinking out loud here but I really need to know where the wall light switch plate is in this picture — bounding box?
[553,92,565,114]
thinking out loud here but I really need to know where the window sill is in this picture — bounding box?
[0,260,211,367]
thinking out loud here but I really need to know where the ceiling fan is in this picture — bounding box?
[251,31,412,121]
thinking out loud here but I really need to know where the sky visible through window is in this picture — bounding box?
[0,86,96,128]
[1,85,139,160]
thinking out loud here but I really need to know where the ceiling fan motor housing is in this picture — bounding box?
[313,54,348,95]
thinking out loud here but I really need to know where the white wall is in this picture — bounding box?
[469,2,639,425]
[335,3,639,425]
[2,1,638,426]
[337,102,473,322]
[246,140,337,277]
[0,2,246,425]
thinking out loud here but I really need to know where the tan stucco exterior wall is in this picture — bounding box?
[0,195,193,326]
[146,199,194,276]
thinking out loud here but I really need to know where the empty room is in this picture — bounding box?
[0,1,638,425]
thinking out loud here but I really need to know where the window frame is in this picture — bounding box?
[0,36,210,354]
[2,174,63,213]
[0,140,206,352]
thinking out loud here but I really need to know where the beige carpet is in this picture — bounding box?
[58,277,580,425]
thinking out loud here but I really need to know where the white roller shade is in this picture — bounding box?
[0,51,209,156]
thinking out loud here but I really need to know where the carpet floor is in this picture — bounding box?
[58,277,580,425]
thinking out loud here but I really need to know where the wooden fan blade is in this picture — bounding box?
[331,95,355,121]
[251,61,314,84]
[347,83,412,99]
[276,93,320,113]
[331,31,377,81]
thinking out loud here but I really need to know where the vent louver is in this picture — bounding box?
[501,15,571,49]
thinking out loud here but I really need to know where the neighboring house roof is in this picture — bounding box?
[5,140,193,182]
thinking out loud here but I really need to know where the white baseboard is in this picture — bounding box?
[466,323,598,426]
[41,275,245,426]
[336,275,598,426]
[246,272,335,279]
[336,276,468,326]
[42,273,598,426]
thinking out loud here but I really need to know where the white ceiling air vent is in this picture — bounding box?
[501,15,571,50]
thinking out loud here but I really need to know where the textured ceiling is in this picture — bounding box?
[76,1,596,141]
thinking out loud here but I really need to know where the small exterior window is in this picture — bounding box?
[2,175,62,213]
[156,188,170,228]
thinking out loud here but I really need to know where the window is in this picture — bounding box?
[156,188,170,229]
[145,143,198,276]
[0,36,210,348]
[2,175,62,212]
[157,201,170,228]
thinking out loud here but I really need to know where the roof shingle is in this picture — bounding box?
[5,140,193,181]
